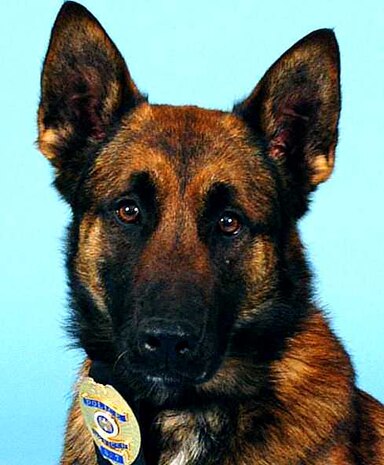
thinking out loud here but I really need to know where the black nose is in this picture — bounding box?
[137,319,198,364]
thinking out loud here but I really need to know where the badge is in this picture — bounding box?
[79,377,141,465]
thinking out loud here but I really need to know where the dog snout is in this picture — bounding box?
[137,319,199,365]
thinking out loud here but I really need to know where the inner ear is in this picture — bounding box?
[234,29,340,193]
[269,98,316,159]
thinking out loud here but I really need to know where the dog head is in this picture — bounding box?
[38,2,340,405]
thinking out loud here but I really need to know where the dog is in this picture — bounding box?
[37,2,384,464]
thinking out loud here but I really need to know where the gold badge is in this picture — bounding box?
[79,377,141,465]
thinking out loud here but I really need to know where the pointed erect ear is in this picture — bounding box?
[234,29,340,194]
[38,2,145,201]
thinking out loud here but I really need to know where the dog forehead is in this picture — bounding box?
[125,103,248,151]
[90,104,274,209]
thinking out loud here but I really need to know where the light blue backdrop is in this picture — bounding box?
[1,1,383,464]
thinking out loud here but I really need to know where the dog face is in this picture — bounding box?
[72,105,280,401]
[38,3,340,405]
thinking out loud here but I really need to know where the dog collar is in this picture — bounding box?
[79,363,145,465]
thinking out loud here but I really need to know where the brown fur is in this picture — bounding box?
[61,314,384,465]
[37,3,384,464]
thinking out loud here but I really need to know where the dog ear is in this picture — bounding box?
[38,1,145,202]
[234,29,340,213]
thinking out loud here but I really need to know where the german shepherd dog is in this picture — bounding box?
[38,2,384,464]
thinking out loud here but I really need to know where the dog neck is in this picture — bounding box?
[156,312,355,465]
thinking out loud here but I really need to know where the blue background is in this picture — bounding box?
[1,1,383,463]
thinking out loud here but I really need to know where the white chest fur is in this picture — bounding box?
[169,451,188,465]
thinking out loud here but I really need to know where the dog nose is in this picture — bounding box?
[137,319,198,364]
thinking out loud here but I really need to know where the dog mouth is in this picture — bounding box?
[110,319,227,404]
[109,350,220,405]
[144,369,210,387]
[125,363,212,389]
[109,366,196,406]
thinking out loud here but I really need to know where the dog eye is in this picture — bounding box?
[218,213,242,236]
[115,200,140,224]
